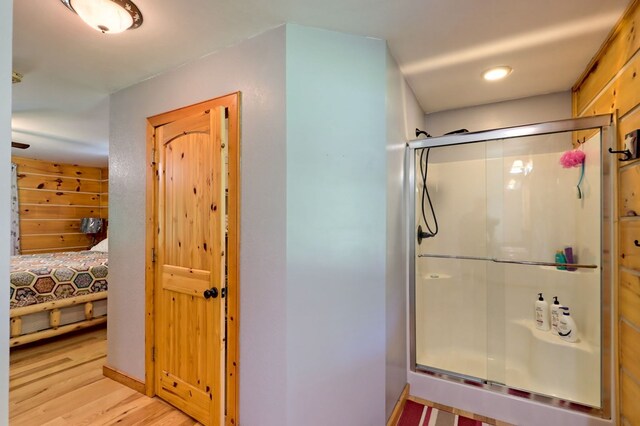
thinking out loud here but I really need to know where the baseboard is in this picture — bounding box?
[387,383,410,426]
[103,364,146,394]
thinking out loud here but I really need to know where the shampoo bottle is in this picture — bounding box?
[535,293,550,331]
[550,296,562,335]
[557,307,579,343]
[564,246,577,272]
[555,251,567,270]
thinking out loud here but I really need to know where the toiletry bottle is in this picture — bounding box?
[555,251,567,270]
[557,307,579,343]
[535,293,550,331]
[564,246,577,271]
[550,297,562,335]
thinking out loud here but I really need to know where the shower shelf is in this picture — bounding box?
[417,253,598,270]
[539,265,598,274]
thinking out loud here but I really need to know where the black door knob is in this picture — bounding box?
[203,287,218,299]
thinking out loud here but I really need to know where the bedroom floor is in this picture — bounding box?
[9,326,199,425]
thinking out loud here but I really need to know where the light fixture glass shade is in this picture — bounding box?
[69,0,138,33]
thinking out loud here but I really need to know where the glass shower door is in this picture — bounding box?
[483,132,602,407]
[411,116,611,416]
[414,142,490,381]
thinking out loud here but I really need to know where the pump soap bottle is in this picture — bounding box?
[557,307,579,343]
[535,293,550,331]
[550,296,562,335]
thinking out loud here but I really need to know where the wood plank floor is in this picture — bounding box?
[10,326,200,425]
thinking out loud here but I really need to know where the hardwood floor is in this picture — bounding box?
[10,326,199,425]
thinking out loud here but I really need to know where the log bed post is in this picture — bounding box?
[9,291,108,347]
[85,302,94,320]
[49,309,61,329]
[10,317,22,338]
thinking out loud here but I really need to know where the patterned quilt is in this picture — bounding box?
[10,251,108,309]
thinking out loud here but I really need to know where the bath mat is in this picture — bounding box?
[396,399,511,426]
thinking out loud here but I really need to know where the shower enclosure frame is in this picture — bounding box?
[406,114,614,419]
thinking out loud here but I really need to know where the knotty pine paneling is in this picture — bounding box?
[13,156,108,253]
[620,319,640,381]
[13,157,102,180]
[578,52,640,120]
[573,2,640,423]
[18,189,101,206]
[20,234,93,251]
[620,166,640,216]
[618,106,640,153]
[17,174,102,193]
[574,1,640,115]
[620,220,640,270]
[620,270,640,328]
[621,371,640,426]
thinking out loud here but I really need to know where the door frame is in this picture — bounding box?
[145,92,241,425]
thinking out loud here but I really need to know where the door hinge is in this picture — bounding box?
[151,148,157,166]
[151,248,157,263]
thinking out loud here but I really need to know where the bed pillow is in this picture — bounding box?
[90,238,108,252]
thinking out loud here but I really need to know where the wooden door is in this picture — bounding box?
[154,106,227,425]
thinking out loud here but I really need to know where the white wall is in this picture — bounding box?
[109,26,288,425]
[385,50,424,417]
[424,91,571,136]
[110,24,419,425]
[0,0,12,423]
[285,25,387,426]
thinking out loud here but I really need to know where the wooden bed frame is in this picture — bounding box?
[10,291,108,347]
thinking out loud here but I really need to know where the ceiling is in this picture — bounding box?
[12,0,630,165]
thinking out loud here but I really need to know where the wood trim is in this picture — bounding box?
[147,94,237,128]
[226,92,240,426]
[9,316,107,347]
[386,384,409,426]
[103,365,146,394]
[145,120,157,398]
[407,395,513,426]
[145,92,241,425]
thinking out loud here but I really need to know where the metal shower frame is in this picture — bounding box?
[406,114,614,419]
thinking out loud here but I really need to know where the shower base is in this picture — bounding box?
[416,319,600,408]
[417,349,487,380]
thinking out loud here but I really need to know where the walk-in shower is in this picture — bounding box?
[408,115,613,417]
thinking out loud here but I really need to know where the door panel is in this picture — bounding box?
[155,107,226,425]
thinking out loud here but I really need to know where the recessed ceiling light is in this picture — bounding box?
[482,66,513,81]
[60,0,143,34]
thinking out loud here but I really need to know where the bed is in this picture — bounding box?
[10,249,108,347]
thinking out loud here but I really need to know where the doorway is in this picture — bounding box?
[145,93,240,426]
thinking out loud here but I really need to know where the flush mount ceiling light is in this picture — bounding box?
[482,66,513,81]
[61,0,142,34]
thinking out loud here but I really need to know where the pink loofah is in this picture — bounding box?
[560,149,585,168]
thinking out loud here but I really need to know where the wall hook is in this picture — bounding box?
[635,239,640,247]
[608,147,633,161]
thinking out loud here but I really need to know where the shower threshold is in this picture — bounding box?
[414,363,603,417]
